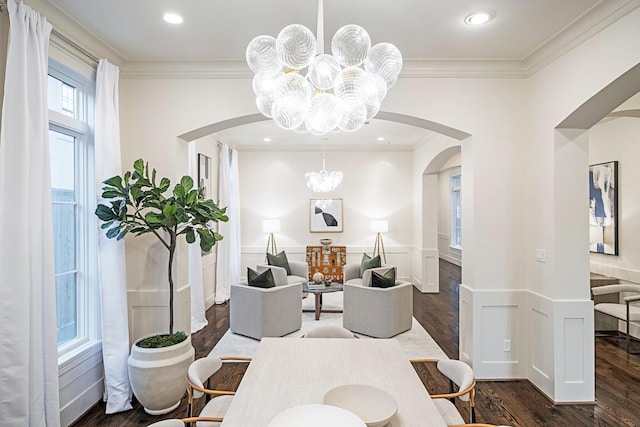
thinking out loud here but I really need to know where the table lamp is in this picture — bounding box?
[370,220,388,264]
[263,219,281,261]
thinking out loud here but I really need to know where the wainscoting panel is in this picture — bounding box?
[127,285,191,344]
[459,284,473,364]
[553,299,594,403]
[471,289,528,379]
[528,293,554,397]
[59,342,104,426]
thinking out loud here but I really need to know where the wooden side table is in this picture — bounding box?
[306,245,346,282]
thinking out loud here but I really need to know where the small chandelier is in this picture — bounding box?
[305,143,342,192]
[246,0,402,136]
[305,158,343,192]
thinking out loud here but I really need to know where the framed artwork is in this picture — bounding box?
[589,161,618,255]
[310,198,343,233]
[197,153,211,199]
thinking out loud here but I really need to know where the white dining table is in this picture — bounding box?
[220,337,447,426]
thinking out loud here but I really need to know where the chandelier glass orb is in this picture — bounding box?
[246,0,402,136]
[305,160,343,193]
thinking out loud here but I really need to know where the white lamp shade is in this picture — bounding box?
[370,220,388,233]
[263,219,281,233]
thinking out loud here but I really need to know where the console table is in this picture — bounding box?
[306,245,346,282]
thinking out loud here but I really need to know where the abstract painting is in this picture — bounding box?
[589,161,618,255]
[310,198,343,233]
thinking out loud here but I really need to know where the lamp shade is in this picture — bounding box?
[263,219,281,233]
[369,220,388,233]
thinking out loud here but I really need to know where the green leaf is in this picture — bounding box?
[152,168,157,186]
[124,171,131,186]
[95,204,117,221]
[159,178,170,192]
[101,220,114,229]
[163,204,177,218]
[103,176,123,190]
[186,190,198,205]
[130,186,144,202]
[101,190,121,199]
[174,184,186,198]
[133,159,145,177]
[146,212,164,224]
[180,176,193,191]
[185,227,195,244]
[106,226,121,239]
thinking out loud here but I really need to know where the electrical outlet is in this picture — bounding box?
[535,249,546,263]
[504,339,511,352]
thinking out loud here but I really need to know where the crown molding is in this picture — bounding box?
[524,0,640,75]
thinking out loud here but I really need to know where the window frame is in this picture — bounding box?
[48,57,99,364]
[450,172,462,250]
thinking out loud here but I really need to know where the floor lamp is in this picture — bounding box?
[263,219,281,261]
[370,220,388,264]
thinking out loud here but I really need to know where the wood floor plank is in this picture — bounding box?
[72,261,640,426]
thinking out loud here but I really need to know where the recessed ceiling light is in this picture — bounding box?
[263,137,271,142]
[163,13,183,24]
[464,11,494,26]
[376,137,385,141]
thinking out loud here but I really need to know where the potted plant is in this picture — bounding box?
[95,158,228,414]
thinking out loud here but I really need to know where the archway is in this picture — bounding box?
[549,63,640,402]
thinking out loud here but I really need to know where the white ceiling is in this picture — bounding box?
[42,0,631,150]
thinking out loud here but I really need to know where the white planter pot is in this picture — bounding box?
[128,333,195,415]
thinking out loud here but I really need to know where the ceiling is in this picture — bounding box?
[42,0,629,150]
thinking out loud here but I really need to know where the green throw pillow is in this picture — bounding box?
[267,251,291,275]
[360,253,381,276]
[247,268,276,288]
[371,268,396,288]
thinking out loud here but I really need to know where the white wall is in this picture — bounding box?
[237,150,414,280]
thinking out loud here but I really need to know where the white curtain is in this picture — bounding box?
[0,0,60,425]
[188,142,207,332]
[215,145,241,304]
[95,59,132,414]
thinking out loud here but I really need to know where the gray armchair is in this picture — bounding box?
[230,281,302,340]
[256,260,308,286]
[343,262,390,287]
[343,267,413,338]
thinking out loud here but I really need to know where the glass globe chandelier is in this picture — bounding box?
[246,0,402,136]
[305,159,343,192]
[305,143,342,192]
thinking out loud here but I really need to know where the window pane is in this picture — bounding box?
[48,75,76,118]
[56,272,78,345]
[52,203,77,273]
[50,130,76,194]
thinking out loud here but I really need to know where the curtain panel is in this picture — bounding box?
[95,59,133,414]
[0,0,59,425]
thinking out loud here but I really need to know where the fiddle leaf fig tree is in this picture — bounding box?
[95,159,228,345]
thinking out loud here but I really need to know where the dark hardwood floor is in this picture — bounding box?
[74,260,640,426]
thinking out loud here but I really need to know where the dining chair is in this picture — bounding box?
[147,418,224,427]
[411,358,476,426]
[302,325,358,338]
[186,356,251,426]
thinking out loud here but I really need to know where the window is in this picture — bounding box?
[48,60,98,358]
[450,174,461,248]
